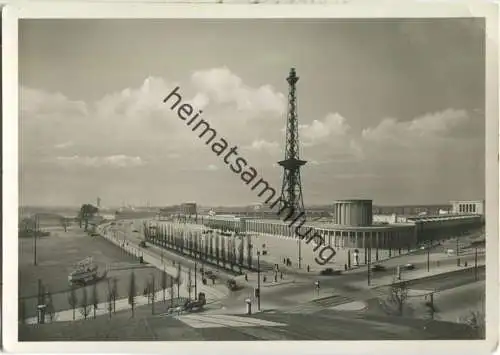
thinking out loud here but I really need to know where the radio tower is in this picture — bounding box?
[278,68,307,220]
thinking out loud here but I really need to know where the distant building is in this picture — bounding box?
[180,202,197,216]
[450,200,485,215]
[200,198,484,250]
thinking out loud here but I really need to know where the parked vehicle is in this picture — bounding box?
[226,279,239,291]
[371,264,387,272]
[319,268,339,275]
[320,268,334,275]
[402,263,415,270]
[139,241,147,248]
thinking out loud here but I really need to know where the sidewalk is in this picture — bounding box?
[108,223,297,291]
[25,288,186,324]
[348,261,486,290]
[98,225,230,303]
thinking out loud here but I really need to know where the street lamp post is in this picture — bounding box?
[298,239,302,269]
[427,239,430,272]
[367,240,372,286]
[257,250,261,311]
[456,236,460,266]
[194,259,198,300]
[474,247,478,281]
[33,215,38,266]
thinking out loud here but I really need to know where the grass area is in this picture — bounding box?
[19,224,174,319]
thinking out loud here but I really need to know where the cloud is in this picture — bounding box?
[54,155,144,168]
[245,139,280,152]
[20,65,483,207]
[54,141,74,149]
[191,67,286,115]
[20,87,87,119]
[299,113,351,146]
[361,109,469,148]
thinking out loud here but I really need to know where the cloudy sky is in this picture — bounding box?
[19,18,485,207]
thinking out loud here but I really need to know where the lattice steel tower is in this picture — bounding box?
[278,68,307,218]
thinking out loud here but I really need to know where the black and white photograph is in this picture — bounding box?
[2,2,498,354]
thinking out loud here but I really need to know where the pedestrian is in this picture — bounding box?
[280,272,283,280]
[283,257,286,264]
[307,265,310,272]
[263,275,267,283]
[212,277,215,285]
[274,273,278,283]
[344,264,348,271]
[245,273,248,282]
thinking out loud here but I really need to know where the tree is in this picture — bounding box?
[106,280,113,319]
[60,217,68,232]
[186,268,193,300]
[150,274,156,315]
[460,310,486,338]
[79,287,92,320]
[18,298,26,324]
[45,289,55,322]
[170,275,175,308]
[37,279,45,306]
[111,278,118,313]
[161,268,168,303]
[79,204,99,231]
[128,271,137,317]
[386,281,409,316]
[91,282,99,319]
[67,286,78,320]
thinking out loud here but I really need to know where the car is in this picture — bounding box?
[139,241,147,248]
[319,268,341,276]
[402,263,415,270]
[371,264,387,272]
[132,229,139,233]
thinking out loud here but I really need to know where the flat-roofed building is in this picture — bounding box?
[450,200,485,215]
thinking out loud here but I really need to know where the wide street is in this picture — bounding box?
[103,219,486,318]
[19,218,486,341]
[19,299,479,341]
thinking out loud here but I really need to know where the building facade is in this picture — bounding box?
[180,202,197,216]
[450,200,485,215]
[199,199,483,250]
[333,199,373,226]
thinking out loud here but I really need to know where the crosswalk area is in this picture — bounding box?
[172,313,287,329]
[283,294,354,314]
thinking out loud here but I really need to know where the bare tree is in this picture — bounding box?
[111,278,118,313]
[170,275,175,308]
[67,286,78,320]
[79,287,92,320]
[45,289,55,322]
[460,310,486,338]
[387,281,409,316]
[60,217,68,232]
[91,283,99,319]
[18,298,26,324]
[151,274,156,315]
[37,279,45,306]
[143,280,151,304]
[106,280,113,319]
[161,268,168,303]
[128,271,137,317]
